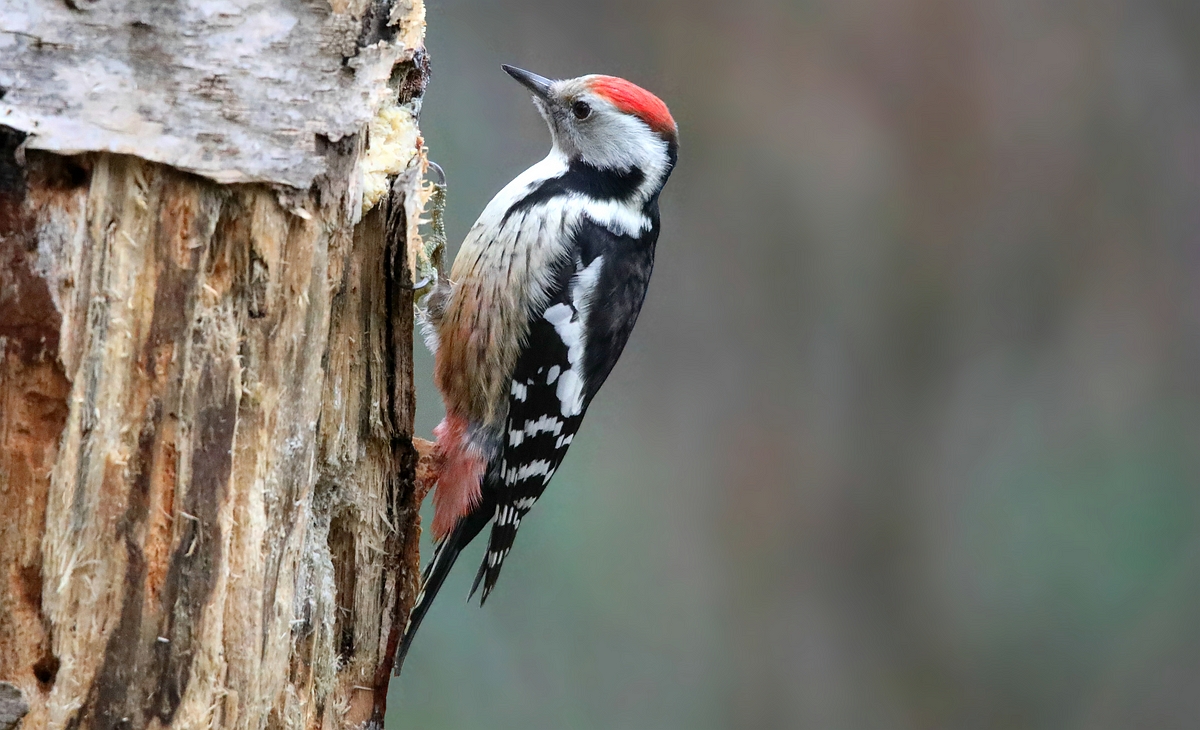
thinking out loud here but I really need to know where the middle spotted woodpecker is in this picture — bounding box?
[396,65,677,673]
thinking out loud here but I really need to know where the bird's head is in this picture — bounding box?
[502,65,677,177]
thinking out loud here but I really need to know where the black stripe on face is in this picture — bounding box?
[503,161,645,224]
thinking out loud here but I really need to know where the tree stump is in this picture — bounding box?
[0,2,429,727]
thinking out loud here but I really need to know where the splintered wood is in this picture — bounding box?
[0,1,429,728]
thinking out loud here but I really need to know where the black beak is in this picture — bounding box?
[502,65,555,103]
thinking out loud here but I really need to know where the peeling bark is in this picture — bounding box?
[0,3,428,728]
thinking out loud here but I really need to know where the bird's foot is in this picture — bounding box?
[412,161,448,296]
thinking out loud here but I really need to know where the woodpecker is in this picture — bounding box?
[396,65,677,674]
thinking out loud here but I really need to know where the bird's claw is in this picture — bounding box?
[426,160,446,187]
[412,160,449,297]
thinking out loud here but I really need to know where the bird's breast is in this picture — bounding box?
[435,197,574,428]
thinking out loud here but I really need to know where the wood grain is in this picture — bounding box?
[0,2,429,727]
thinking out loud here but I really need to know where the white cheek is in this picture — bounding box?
[573,111,670,192]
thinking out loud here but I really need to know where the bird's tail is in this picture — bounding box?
[393,501,491,676]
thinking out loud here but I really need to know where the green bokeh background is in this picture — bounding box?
[390,0,1200,727]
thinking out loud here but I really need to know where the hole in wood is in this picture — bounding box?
[32,653,60,690]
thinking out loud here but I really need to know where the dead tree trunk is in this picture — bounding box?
[0,2,430,728]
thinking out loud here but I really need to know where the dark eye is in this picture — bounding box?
[572,100,592,120]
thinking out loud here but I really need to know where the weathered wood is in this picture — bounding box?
[0,2,430,728]
[0,0,426,188]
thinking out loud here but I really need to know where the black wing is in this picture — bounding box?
[470,215,658,602]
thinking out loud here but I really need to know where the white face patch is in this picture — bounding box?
[543,78,673,198]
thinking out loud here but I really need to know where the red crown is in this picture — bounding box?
[587,76,676,137]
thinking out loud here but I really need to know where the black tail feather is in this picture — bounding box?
[393,501,491,676]
[468,511,522,606]
[469,553,488,604]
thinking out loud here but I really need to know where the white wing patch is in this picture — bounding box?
[543,256,604,419]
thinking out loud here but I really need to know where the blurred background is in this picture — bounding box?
[392,0,1200,727]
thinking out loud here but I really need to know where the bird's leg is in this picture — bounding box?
[410,162,448,502]
[412,436,439,502]
[412,161,448,296]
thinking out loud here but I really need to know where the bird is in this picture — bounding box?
[395,64,678,675]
